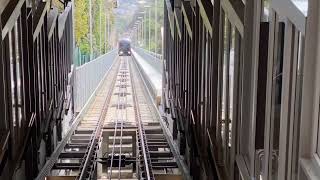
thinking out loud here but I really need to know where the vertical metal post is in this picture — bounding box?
[161,26,163,60]
[72,0,76,51]
[141,22,142,46]
[140,22,143,46]
[148,8,151,51]
[141,17,146,47]
[144,12,147,48]
[137,22,140,45]
[137,27,139,45]
[136,22,138,45]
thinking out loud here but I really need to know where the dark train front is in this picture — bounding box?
[118,39,131,56]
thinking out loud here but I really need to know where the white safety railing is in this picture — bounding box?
[134,47,163,60]
[131,49,162,106]
[74,50,117,112]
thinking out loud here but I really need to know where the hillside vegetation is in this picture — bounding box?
[74,0,115,63]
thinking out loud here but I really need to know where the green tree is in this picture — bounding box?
[75,0,115,61]
[75,0,90,54]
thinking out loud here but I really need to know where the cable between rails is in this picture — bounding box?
[130,58,154,180]
[107,58,123,180]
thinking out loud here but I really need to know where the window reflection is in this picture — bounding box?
[221,15,229,149]
[290,0,308,16]
[228,27,235,148]
[9,31,17,129]
[7,20,24,156]
[262,0,270,22]
[290,31,304,180]
[14,22,23,128]
[220,15,239,168]
[269,22,285,180]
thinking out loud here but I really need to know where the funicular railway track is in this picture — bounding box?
[36,56,182,180]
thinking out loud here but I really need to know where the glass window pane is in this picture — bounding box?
[262,0,270,22]
[290,0,308,16]
[221,16,230,147]
[9,32,16,129]
[269,22,285,180]
[291,32,304,180]
[14,22,22,129]
[228,27,236,148]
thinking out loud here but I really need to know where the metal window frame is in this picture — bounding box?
[216,2,244,178]
[277,18,302,180]
[0,5,9,131]
[220,14,231,163]
[299,0,320,180]
[221,0,244,36]
[181,2,193,39]
[264,10,299,180]
[230,27,242,180]
[3,7,27,160]
[235,0,262,179]
[264,1,317,180]
[162,0,320,180]
[196,0,213,36]
[271,0,307,35]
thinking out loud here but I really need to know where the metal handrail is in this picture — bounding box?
[76,49,116,69]
[131,60,155,180]
[134,47,163,60]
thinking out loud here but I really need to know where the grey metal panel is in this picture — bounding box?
[299,0,320,179]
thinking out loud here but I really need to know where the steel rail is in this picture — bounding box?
[118,57,128,179]
[35,56,119,180]
[117,78,124,180]
[131,55,192,180]
[106,94,119,179]
[130,59,155,180]
[78,58,120,180]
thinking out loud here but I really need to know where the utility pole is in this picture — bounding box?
[136,27,138,46]
[144,12,147,48]
[107,14,110,50]
[161,27,164,60]
[140,22,142,46]
[142,18,144,47]
[148,8,151,51]
[99,1,102,55]
[105,13,107,52]
[89,0,93,60]
[155,0,157,53]
[137,23,139,45]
